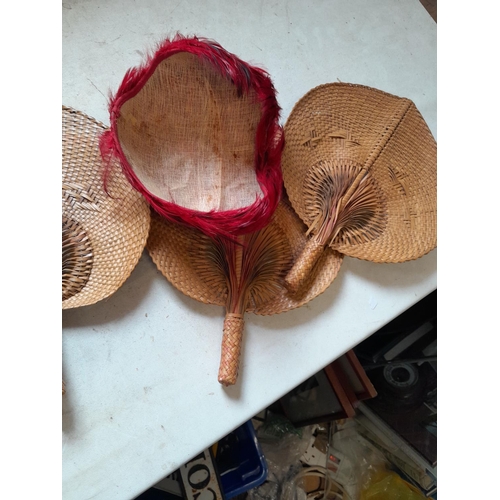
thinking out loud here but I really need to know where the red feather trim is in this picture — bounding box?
[100,34,284,239]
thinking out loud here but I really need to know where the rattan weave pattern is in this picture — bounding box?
[62,106,150,309]
[282,83,437,264]
[146,199,343,316]
[218,313,245,386]
[62,216,93,301]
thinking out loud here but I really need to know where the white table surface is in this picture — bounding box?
[62,1,437,498]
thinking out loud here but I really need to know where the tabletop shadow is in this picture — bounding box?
[62,253,157,329]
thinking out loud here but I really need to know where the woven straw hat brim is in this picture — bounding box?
[62,106,150,309]
[282,82,437,263]
[146,198,343,315]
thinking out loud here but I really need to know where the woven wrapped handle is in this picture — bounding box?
[285,237,325,294]
[218,313,245,386]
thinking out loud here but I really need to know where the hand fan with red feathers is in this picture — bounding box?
[100,36,285,385]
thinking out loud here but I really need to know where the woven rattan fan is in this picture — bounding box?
[100,35,285,384]
[282,83,437,293]
[147,198,343,386]
[62,106,150,309]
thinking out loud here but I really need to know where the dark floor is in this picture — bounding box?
[420,0,437,22]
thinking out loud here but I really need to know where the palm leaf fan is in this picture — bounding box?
[99,36,284,382]
[147,199,343,386]
[62,106,150,309]
[281,83,437,293]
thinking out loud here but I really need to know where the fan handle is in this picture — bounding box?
[284,237,325,294]
[218,313,245,386]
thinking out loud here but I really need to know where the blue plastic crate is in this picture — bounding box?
[215,420,268,499]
